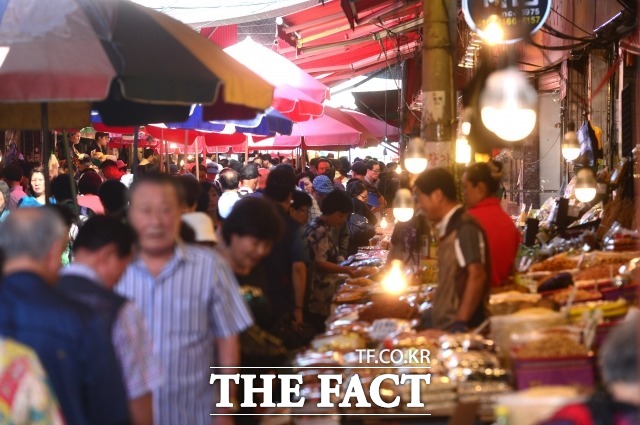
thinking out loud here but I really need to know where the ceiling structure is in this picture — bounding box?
[130,0,316,28]
[274,0,423,87]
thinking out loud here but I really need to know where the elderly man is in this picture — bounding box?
[414,168,490,332]
[0,208,130,425]
[116,173,252,425]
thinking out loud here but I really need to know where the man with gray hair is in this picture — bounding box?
[0,207,130,425]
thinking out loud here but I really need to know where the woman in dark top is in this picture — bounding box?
[346,180,377,255]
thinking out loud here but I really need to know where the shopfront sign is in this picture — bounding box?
[462,0,552,44]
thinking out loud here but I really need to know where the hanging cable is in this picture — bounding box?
[550,6,593,36]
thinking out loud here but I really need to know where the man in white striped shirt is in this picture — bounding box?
[117,173,253,425]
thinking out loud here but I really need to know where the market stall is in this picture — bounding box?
[286,200,639,424]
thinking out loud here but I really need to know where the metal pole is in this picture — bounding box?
[422,0,456,166]
[245,134,250,165]
[194,135,200,180]
[41,105,51,204]
[132,126,140,176]
[165,139,170,174]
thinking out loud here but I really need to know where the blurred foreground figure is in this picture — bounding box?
[0,208,130,425]
[0,337,64,424]
[117,173,252,425]
[59,216,160,425]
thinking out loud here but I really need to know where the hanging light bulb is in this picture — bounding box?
[480,67,537,142]
[479,15,504,45]
[575,168,597,203]
[393,188,414,222]
[561,130,580,161]
[455,137,472,164]
[381,260,407,295]
[404,137,428,174]
[461,107,473,136]
[179,159,185,167]
[380,216,388,229]
[395,164,402,174]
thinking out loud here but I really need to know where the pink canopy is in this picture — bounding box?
[145,126,245,147]
[248,114,362,150]
[222,37,329,122]
[324,107,400,147]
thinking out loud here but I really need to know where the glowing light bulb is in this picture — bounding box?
[481,15,504,45]
[455,137,472,164]
[395,165,402,174]
[179,160,185,167]
[575,168,597,203]
[380,216,388,229]
[561,131,580,161]
[392,188,414,222]
[404,137,427,174]
[381,260,407,294]
[480,67,537,142]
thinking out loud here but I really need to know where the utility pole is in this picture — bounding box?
[422,0,457,167]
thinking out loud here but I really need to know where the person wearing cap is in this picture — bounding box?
[238,163,260,197]
[182,213,217,247]
[311,174,334,205]
[205,162,219,183]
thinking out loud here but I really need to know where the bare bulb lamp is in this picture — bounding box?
[480,67,537,142]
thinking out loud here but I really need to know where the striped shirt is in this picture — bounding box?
[116,243,253,425]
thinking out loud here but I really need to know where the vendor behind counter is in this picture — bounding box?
[414,167,491,332]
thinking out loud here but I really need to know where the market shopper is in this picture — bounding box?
[116,173,252,425]
[463,162,520,287]
[349,161,386,214]
[0,181,10,221]
[217,197,284,283]
[304,189,369,332]
[346,180,377,255]
[238,163,259,196]
[218,167,241,219]
[260,165,309,343]
[77,171,104,214]
[415,167,490,331]
[290,190,313,226]
[3,163,27,210]
[18,166,47,207]
[58,216,159,425]
[0,207,130,425]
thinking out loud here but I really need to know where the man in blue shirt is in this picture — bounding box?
[0,207,130,425]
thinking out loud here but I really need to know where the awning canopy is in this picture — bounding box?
[275,0,422,87]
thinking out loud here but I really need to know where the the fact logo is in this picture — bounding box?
[210,350,432,414]
[209,373,432,410]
